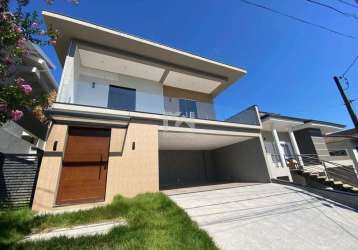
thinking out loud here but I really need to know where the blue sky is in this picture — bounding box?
[22,0,358,127]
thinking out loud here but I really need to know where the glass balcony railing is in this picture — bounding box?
[56,88,261,126]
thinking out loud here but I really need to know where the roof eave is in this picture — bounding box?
[261,114,345,129]
[42,11,246,96]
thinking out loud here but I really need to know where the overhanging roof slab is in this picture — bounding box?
[43,11,246,96]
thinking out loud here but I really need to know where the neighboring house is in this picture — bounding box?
[257,111,357,182]
[325,128,358,172]
[0,42,57,154]
[32,12,272,212]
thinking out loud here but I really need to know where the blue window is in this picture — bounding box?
[108,85,136,111]
[179,99,198,118]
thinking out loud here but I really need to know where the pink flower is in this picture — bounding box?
[11,110,23,121]
[1,12,13,21]
[48,39,57,46]
[14,26,22,33]
[1,13,7,21]
[3,56,13,65]
[31,22,39,29]
[15,78,26,85]
[19,84,32,94]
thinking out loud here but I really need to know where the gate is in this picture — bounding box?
[0,151,43,207]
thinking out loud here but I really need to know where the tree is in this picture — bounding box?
[0,0,78,126]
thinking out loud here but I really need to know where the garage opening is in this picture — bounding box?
[159,131,270,190]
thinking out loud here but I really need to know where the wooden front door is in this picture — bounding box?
[56,127,111,205]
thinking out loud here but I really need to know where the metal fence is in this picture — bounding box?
[0,151,43,208]
[286,154,358,188]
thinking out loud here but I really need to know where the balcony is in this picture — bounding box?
[56,80,261,128]
[58,84,216,120]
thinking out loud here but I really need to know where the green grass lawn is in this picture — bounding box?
[0,193,217,250]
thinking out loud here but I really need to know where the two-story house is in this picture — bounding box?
[32,12,272,212]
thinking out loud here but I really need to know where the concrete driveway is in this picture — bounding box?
[167,183,358,250]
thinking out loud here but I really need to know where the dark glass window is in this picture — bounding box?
[108,85,136,111]
[329,150,348,156]
[179,99,198,118]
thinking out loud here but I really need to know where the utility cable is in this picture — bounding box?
[342,55,358,76]
[239,0,358,40]
[337,0,358,10]
[305,0,358,21]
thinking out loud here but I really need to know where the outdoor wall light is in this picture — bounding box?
[53,141,58,151]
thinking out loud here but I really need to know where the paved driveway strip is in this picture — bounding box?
[167,183,358,250]
[22,220,127,242]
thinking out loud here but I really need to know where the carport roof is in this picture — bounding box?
[159,129,254,150]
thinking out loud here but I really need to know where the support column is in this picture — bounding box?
[288,129,304,166]
[272,129,287,167]
[348,149,358,180]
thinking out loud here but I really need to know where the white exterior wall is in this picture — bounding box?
[68,65,164,114]
[57,45,79,103]
[262,131,293,160]
[262,131,293,180]
[0,122,38,154]
[75,75,109,107]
